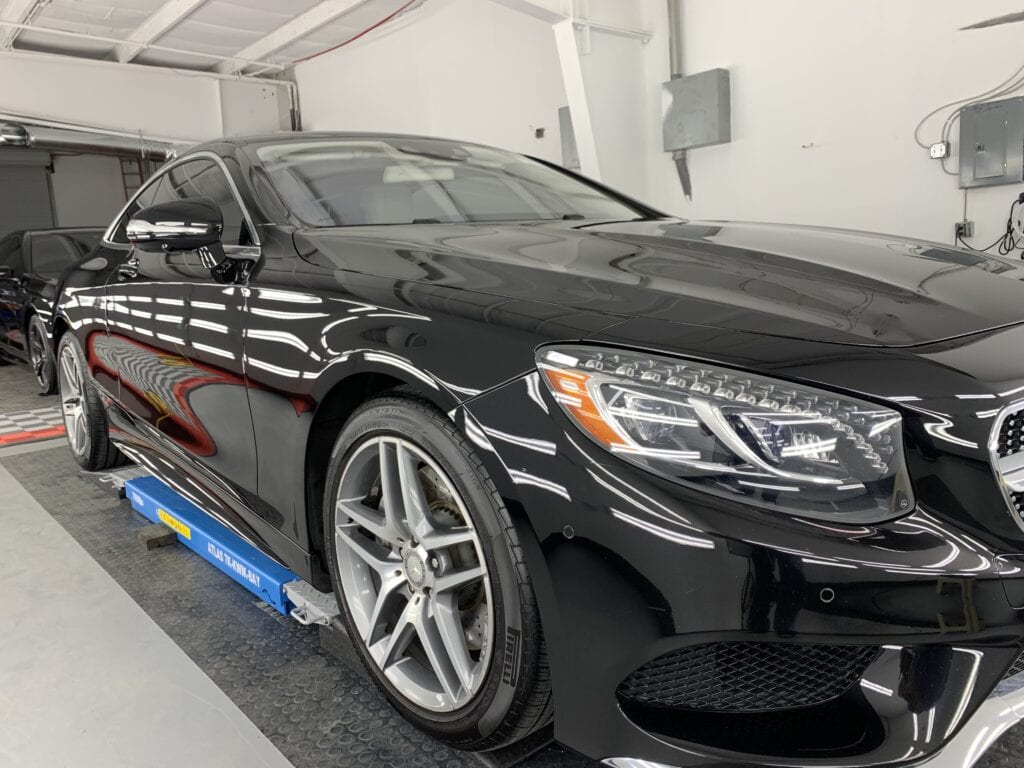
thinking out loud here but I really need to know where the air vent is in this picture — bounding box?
[1007,650,1024,679]
[617,642,880,713]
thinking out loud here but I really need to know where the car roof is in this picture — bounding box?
[187,131,500,156]
[5,227,104,239]
[28,227,105,235]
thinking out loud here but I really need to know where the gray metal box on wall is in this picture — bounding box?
[662,68,731,152]
[959,96,1024,188]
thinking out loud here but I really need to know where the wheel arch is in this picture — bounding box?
[51,314,70,349]
[303,364,463,586]
[21,302,36,331]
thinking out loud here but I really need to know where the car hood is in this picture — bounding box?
[295,218,1024,347]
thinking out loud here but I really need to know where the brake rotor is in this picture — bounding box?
[420,466,488,655]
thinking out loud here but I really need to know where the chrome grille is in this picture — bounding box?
[991,404,1024,527]
[1011,491,1024,521]
[998,410,1024,458]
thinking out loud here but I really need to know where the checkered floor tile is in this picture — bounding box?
[0,405,65,445]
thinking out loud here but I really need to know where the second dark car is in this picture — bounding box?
[0,227,102,392]
[51,133,1024,767]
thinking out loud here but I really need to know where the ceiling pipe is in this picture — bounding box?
[0,120,177,160]
[666,0,692,200]
[0,109,190,145]
[667,0,684,78]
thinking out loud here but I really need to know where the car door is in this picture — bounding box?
[104,156,260,497]
[0,233,27,357]
[23,232,82,322]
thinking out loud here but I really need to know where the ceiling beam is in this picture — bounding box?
[486,0,566,24]
[115,0,207,63]
[213,0,367,75]
[0,0,40,49]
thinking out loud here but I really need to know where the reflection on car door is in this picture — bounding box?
[0,233,27,358]
[100,158,260,497]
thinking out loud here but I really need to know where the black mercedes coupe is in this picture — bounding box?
[52,133,1024,767]
[0,227,102,392]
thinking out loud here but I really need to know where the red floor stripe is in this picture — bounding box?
[0,425,66,446]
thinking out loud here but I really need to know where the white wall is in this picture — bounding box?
[0,50,291,145]
[51,154,127,229]
[220,79,292,138]
[294,0,567,160]
[578,30,650,200]
[677,0,1024,247]
[575,0,678,207]
[0,51,223,143]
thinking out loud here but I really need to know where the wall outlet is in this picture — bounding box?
[955,220,975,239]
[930,141,951,159]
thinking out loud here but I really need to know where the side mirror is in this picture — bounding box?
[0,265,13,280]
[126,198,223,253]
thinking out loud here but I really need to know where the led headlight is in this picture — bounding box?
[537,346,914,522]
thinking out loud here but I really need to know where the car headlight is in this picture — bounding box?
[537,345,914,522]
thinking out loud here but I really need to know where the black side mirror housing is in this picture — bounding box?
[126,198,223,253]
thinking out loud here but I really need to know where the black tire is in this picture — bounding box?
[56,332,125,471]
[323,396,552,751]
[28,314,57,394]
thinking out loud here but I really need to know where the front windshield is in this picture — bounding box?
[255,138,645,227]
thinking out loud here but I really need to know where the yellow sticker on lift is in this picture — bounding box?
[157,508,191,540]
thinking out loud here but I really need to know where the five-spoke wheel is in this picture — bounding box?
[28,315,56,394]
[335,436,492,712]
[324,397,551,750]
[58,341,89,457]
[56,332,124,470]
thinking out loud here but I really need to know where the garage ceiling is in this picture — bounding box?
[0,0,421,76]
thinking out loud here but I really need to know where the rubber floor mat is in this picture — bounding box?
[1,447,592,768]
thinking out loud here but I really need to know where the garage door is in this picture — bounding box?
[0,148,54,239]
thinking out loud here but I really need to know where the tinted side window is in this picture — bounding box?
[111,159,251,247]
[155,160,250,246]
[0,235,22,270]
[30,235,79,278]
[68,232,101,256]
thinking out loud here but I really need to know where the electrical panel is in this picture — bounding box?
[662,68,732,152]
[959,96,1024,188]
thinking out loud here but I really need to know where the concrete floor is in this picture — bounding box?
[0,444,293,768]
[1,359,1023,768]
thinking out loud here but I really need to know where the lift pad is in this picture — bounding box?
[125,475,297,615]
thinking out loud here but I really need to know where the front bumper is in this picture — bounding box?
[458,373,1024,767]
[604,670,1024,768]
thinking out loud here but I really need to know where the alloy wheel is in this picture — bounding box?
[334,436,493,712]
[29,322,48,388]
[58,344,89,456]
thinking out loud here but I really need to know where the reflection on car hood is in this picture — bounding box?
[297,218,1024,347]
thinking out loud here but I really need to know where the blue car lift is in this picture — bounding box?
[125,475,339,624]
[119,473,556,767]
